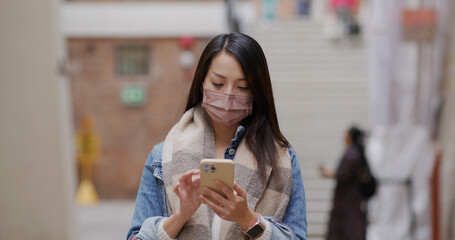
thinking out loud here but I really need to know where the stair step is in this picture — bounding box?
[305,189,333,200]
[307,212,330,224]
[308,223,329,236]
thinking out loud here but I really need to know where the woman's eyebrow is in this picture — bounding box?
[213,72,246,81]
[213,72,226,79]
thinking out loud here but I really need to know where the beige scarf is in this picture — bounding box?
[162,106,293,239]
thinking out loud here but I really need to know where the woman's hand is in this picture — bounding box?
[174,169,201,220]
[163,170,201,238]
[319,166,335,178]
[200,181,257,230]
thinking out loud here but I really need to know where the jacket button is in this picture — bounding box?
[228,148,236,156]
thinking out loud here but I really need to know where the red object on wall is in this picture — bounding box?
[401,9,437,26]
[179,36,196,50]
[401,8,437,42]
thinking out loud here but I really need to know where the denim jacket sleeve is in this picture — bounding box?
[127,142,167,240]
[266,147,307,240]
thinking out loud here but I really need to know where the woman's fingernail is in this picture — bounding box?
[200,195,205,201]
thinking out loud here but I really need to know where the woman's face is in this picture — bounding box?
[344,131,353,146]
[203,51,251,95]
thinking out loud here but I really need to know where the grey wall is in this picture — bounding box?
[0,0,76,239]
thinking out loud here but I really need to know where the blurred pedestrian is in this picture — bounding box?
[75,116,100,205]
[319,126,368,240]
[262,0,277,21]
[330,0,360,38]
[127,33,307,240]
[297,0,312,17]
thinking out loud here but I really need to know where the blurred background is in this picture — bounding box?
[1,0,455,239]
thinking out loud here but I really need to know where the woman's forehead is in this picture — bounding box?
[208,52,245,79]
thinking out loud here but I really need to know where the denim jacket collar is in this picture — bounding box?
[230,125,246,148]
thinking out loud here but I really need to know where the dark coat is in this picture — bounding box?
[326,146,367,240]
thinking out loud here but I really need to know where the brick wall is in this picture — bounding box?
[68,38,209,198]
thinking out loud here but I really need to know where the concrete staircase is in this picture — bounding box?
[251,19,370,239]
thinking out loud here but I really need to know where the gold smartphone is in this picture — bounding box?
[200,159,234,204]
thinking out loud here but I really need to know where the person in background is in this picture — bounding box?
[75,116,100,205]
[127,32,307,240]
[319,126,367,240]
[297,0,312,17]
[330,0,359,37]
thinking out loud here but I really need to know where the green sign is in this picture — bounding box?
[120,86,146,106]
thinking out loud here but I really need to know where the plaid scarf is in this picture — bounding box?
[162,106,293,239]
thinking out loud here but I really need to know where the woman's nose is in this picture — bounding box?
[225,85,234,94]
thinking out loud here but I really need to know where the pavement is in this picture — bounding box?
[76,200,136,240]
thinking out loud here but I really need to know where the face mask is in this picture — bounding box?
[201,87,254,126]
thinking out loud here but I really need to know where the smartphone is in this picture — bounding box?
[200,159,234,204]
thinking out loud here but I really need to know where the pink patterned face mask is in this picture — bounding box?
[201,87,254,126]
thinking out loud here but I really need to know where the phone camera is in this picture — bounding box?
[204,164,209,168]
[204,169,209,173]
[210,166,216,171]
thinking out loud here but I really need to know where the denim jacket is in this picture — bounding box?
[127,126,307,240]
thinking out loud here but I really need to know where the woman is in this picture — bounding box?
[319,126,367,240]
[127,33,307,240]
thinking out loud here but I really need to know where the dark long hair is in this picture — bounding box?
[348,126,367,162]
[185,33,289,181]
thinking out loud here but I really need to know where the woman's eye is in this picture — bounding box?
[212,82,223,87]
[238,86,249,90]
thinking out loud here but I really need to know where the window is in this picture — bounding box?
[115,45,149,76]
